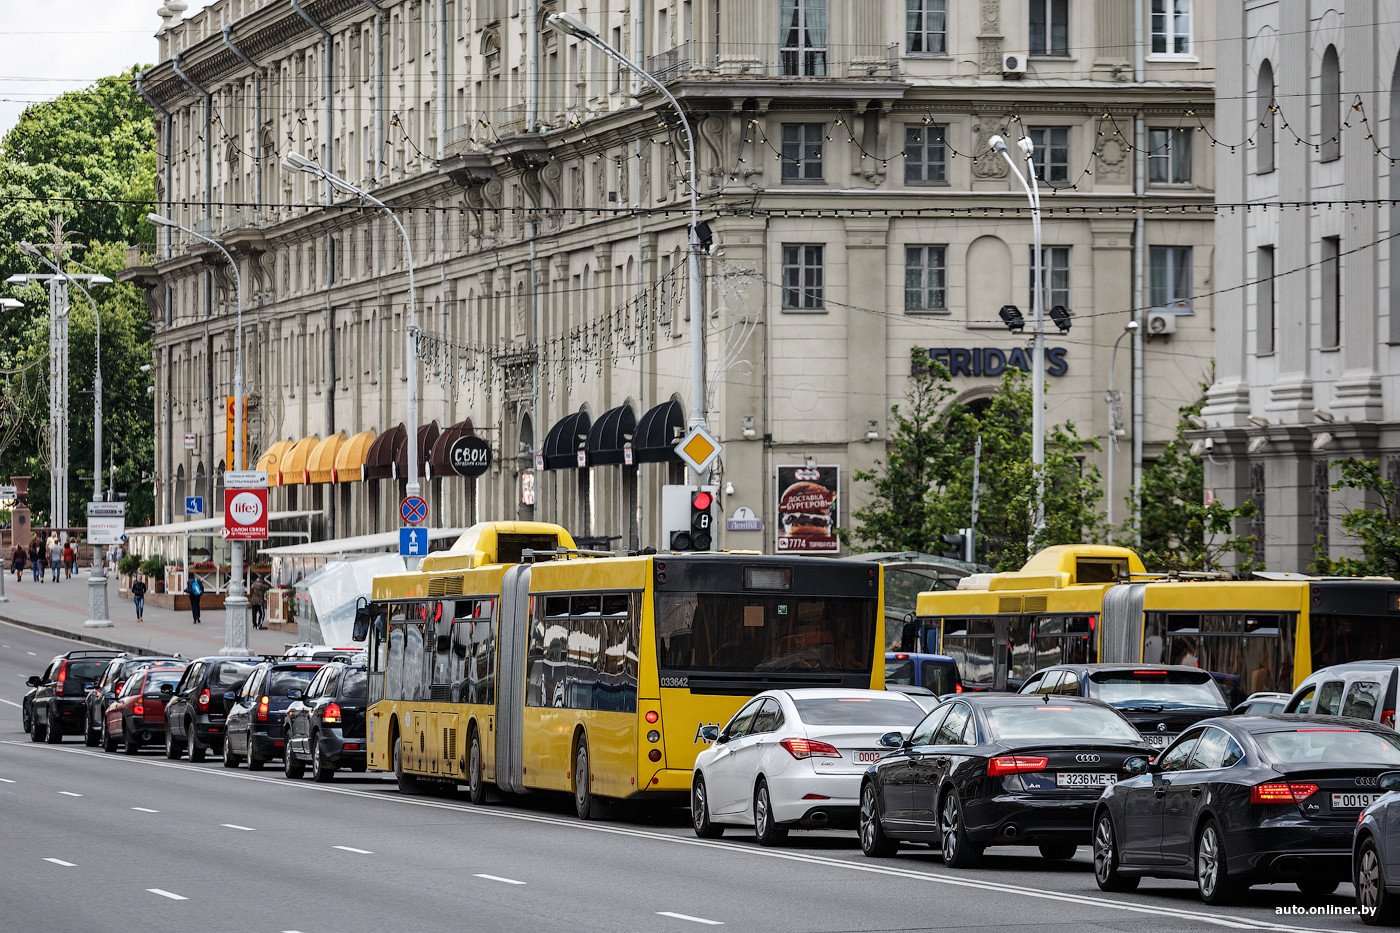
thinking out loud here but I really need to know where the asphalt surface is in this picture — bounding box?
[0,621,1375,933]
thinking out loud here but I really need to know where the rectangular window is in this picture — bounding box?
[904,125,947,183]
[780,0,828,76]
[1028,127,1070,183]
[1322,236,1341,349]
[905,0,947,54]
[1148,127,1192,184]
[1029,246,1071,311]
[905,245,948,311]
[781,123,825,181]
[781,244,825,310]
[1029,0,1069,56]
[1257,246,1275,355]
[611,27,624,90]
[1151,0,1192,55]
[1149,245,1193,314]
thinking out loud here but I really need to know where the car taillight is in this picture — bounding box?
[954,683,963,694]
[323,703,342,724]
[987,755,1049,776]
[134,701,144,715]
[779,738,841,760]
[1384,710,1396,729]
[1252,782,1319,803]
[257,696,270,722]
[57,661,67,691]
[197,688,210,712]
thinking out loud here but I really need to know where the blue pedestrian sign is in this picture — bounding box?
[399,527,428,557]
[185,496,203,515]
[400,495,428,525]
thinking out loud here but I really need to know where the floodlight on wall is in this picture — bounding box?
[741,416,756,439]
[998,304,1025,332]
[0,298,21,311]
[1248,436,1270,454]
[1048,304,1072,333]
[1312,432,1334,451]
[1189,440,1206,458]
[1247,415,1271,428]
[1313,409,1336,423]
[865,420,880,442]
[1187,415,1208,430]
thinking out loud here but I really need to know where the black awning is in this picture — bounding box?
[585,404,636,466]
[394,421,439,481]
[633,399,684,463]
[428,419,475,476]
[364,424,405,480]
[541,410,592,470]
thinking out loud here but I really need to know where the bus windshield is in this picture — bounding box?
[656,594,876,675]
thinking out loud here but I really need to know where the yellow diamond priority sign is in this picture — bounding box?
[676,426,723,474]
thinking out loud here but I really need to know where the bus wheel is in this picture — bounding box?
[393,733,421,795]
[468,729,488,806]
[574,737,602,820]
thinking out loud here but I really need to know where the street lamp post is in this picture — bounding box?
[145,213,250,653]
[546,11,708,442]
[1106,320,1140,529]
[278,153,423,506]
[9,254,113,626]
[989,135,1046,534]
[0,296,18,603]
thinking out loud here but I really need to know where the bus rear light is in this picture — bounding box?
[256,695,270,722]
[648,749,661,762]
[780,738,840,760]
[197,689,210,712]
[988,755,1048,776]
[645,710,658,724]
[323,703,342,724]
[1252,782,1319,803]
[647,730,660,743]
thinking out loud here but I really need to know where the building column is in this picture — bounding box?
[843,217,889,540]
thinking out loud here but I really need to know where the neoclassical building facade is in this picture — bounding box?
[127,0,1216,554]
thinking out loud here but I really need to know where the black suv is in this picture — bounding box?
[283,662,369,782]
[24,649,120,743]
[164,656,259,761]
[222,659,324,770]
[83,655,184,747]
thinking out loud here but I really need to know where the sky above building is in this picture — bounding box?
[0,1,220,136]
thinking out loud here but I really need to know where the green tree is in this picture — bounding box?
[1312,459,1400,576]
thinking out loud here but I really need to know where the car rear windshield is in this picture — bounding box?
[211,661,257,688]
[985,704,1143,743]
[266,668,319,696]
[341,669,368,699]
[885,658,914,685]
[68,660,109,683]
[144,671,184,691]
[1089,670,1227,709]
[790,695,924,726]
[1259,728,1400,767]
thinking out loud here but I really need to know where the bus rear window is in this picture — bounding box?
[656,594,876,674]
[1311,615,1400,669]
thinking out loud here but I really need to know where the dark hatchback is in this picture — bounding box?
[1093,714,1400,904]
[222,660,325,769]
[84,655,184,747]
[884,652,961,696]
[283,662,369,782]
[164,656,260,761]
[24,650,120,743]
[858,694,1150,866]
[1019,664,1230,751]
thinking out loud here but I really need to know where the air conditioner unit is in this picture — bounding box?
[1147,311,1177,335]
[1002,54,1026,77]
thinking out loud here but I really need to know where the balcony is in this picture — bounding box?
[644,42,901,83]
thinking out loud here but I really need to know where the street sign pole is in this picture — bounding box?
[84,501,125,628]
[0,485,12,603]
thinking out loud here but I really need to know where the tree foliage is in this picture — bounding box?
[1312,459,1400,577]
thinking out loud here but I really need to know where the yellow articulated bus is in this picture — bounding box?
[915,544,1400,708]
[357,521,886,818]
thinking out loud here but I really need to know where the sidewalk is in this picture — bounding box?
[0,571,301,659]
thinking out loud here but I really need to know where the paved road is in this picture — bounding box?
[0,624,1372,933]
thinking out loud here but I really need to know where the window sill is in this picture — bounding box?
[905,308,951,316]
[780,307,828,315]
[780,178,826,185]
[902,52,952,60]
[1321,346,1341,353]
[1147,54,1199,63]
[905,179,951,188]
[1029,54,1075,61]
[1148,182,1196,190]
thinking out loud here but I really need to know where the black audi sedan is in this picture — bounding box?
[1092,714,1400,905]
[858,694,1150,866]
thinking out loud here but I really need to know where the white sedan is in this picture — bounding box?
[691,688,928,846]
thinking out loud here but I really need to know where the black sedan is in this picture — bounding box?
[858,694,1150,866]
[1093,714,1400,904]
[283,662,369,782]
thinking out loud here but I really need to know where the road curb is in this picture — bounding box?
[0,613,161,656]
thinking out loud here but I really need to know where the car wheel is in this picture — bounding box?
[753,778,789,847]
[573,737,604,819]
[311,732,335,783]
[1196,819,1242,905]
[283,744,306,779]
[84,712,100,748]
[1039,844,1077,861]
[1093,812,1140,893]
[222,734,242,768]
[187,722,207,762]
[122,720,141,755]
[44,713,62,743]
[859,781,899,857]
[393,733,421,794]
[29,712,45,742]
[1298,879,1339,896]
[246,734,265,771]
[164,725,185,760]
[1358,837,1400,925]
[467,729,488,805]
[691,774,724,839]
[939,789,982,869]
[100,717,118,753]
[21,703,31,735]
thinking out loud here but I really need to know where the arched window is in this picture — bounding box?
[1256,60,1275,174]
[1321,45,1341,162]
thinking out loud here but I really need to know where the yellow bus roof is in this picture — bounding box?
[418,521,577,572]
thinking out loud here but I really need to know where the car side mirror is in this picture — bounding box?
[83,681,96,691]
[26,675,41,687]
[1123,755,1152,776]
[159,684,174,695]
[223,691,237,703]
[352,600,371,642]
[1380,771,1400,792]
[287,688,303,700]
[714,729,731,745]
[699,725,719,743]
[879,731,905,749]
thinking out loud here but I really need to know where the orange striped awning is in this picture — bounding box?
[333,429,377,483]
[255,439,294,485]
[306,432,346,484]
[278,435,320,486]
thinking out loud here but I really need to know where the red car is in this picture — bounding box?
[103,665,187,754]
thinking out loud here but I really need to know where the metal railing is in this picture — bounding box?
[644,42,900,82]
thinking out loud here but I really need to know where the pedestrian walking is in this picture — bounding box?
[48,535,62,582]
[186,574,204,624]
[11,545,24,582]
[130,576,147,621]
[249,575,270,630]
[29,540,43,582]
[61,541,75,579]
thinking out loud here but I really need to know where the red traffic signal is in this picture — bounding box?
[692,490,713,511]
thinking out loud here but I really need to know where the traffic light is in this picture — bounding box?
[671,489,716,551]
[940,527,974,562]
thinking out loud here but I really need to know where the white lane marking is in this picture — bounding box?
[332,846,372,854]
[473,873,526,885]
[131,807,159,813]
[147,889,187,901]
[26,651,36,656]
[221,823,256,831]
[2,741,1333,933]
[43,858,76,867]
[0,778,15,783]
[657,912,723,926]
[0,698,19,708]
[58,791,82,797]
